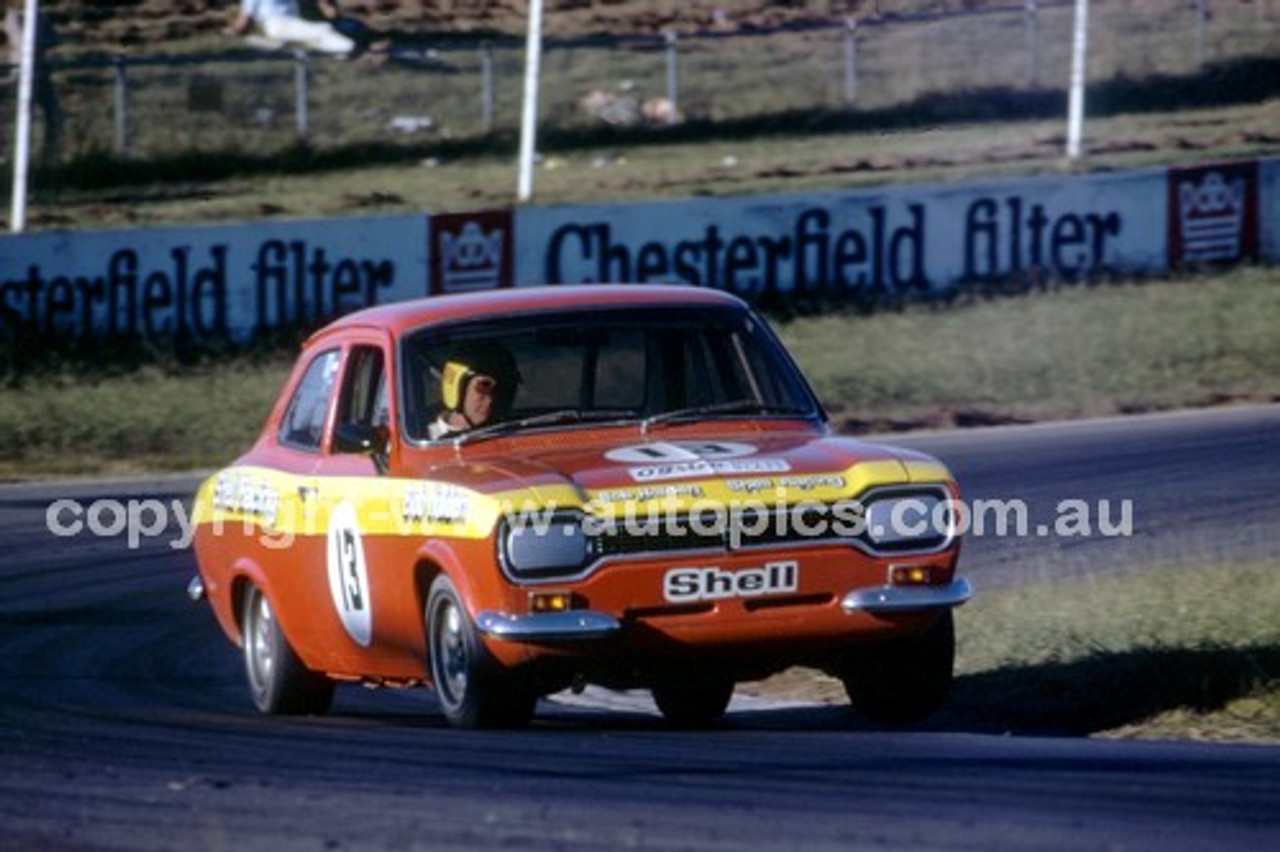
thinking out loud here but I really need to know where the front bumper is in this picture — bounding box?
[476,576,972,643]
[477,610,622,642]
[841,577,973,613]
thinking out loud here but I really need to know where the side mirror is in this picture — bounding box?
[334,422,387,456]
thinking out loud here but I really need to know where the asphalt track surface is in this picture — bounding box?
[1,406,1277,851]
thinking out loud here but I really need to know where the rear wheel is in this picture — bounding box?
[651,678,735,727]
[241,584,334,715]
[426,575,535,729]
[837,611,955,725]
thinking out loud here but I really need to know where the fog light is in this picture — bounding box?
[888,565,933,586]
[530,591,574,614]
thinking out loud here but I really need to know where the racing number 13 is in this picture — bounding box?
[337,529,364,612]
[326,501,373,647]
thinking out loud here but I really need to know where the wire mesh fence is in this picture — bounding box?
[1,0,1277,165]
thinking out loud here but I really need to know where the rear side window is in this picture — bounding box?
[278,349,340,451]
[337,346,388,431]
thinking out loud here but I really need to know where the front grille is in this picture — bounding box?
[589,500,950,559]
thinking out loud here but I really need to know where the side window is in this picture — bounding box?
[337,346,388,431]
[279,349,341,451]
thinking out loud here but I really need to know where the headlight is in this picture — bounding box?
[501,513,591,579]
[863,492,953,552]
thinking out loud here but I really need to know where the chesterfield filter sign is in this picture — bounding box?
[514,168,1171,298]
[2,157,1278,344]
[1,215,429,342]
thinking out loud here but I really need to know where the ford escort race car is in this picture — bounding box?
[189,284,971,728]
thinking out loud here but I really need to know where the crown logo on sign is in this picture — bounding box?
[440,222,504,292]
[1178,172,1245,262]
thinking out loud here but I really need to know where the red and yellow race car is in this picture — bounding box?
[190,284,970,728]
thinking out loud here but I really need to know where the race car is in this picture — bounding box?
[189,284,971,728]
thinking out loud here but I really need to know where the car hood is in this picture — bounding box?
[423,428,952,508]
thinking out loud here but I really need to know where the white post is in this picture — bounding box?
[1065,0,1089,161]
[517,0,544,202]
[664,31,678,124]
[10,0,39,234]
[843,17,858,106]
[1024,0,1039,89]
[1194,0,1208,70]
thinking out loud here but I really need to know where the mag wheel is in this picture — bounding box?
[651,678,735,728]
[241,584,334,715]
[838,610,955,725]
[426,575,535,729]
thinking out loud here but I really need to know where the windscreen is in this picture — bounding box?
[400,303,821,442]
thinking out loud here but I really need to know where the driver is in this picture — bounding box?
[428,340,519,439]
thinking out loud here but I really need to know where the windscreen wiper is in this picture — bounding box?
[454,409,630,445]
[640,400,808,434]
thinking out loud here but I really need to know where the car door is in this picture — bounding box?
[308,335,423,675]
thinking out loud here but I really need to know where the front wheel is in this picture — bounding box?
[426,575,535,729]
[836,611,955,725]
[241,584,334,715]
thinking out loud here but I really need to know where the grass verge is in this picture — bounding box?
[1,265,1277,479]
[776,264,1280,432]
[750,560,1280,743]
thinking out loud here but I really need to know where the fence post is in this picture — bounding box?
[664,31,679,124]
[1024,0,1039,89]
[843,17,858,106]
[480,41,494,133]
[294,50,309,141]
[113,55,129,156]
[1194,0,1208,70]
[1065,0,1089,161]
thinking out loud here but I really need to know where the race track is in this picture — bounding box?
[1,406,1277,851]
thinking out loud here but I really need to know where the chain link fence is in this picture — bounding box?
[2,0,1278,165]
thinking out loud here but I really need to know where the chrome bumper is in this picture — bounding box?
[841,577,973,614]
[476,610,622,642]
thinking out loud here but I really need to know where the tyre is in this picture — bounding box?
[426,575,535,729]
[651,678,735,727]
[837,610,955,725]
[241,584,335,715]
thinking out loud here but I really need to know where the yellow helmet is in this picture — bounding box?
[439,341,518,414]
[440,359,476,411]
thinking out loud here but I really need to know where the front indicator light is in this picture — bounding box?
[889,565,934,586]
[530,591,575,614]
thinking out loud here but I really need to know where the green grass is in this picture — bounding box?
[947,561,1280,742]
[776,265,1280,431]
[747,561,1280,742]
[0,354,293,479]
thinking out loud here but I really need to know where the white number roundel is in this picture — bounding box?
[327,501,372,647]
[605,440,758,464]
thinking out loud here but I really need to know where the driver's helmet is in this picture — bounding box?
[440,339,519,419]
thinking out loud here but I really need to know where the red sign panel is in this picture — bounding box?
[428,209,515,295]
[1167,161,1258,267]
